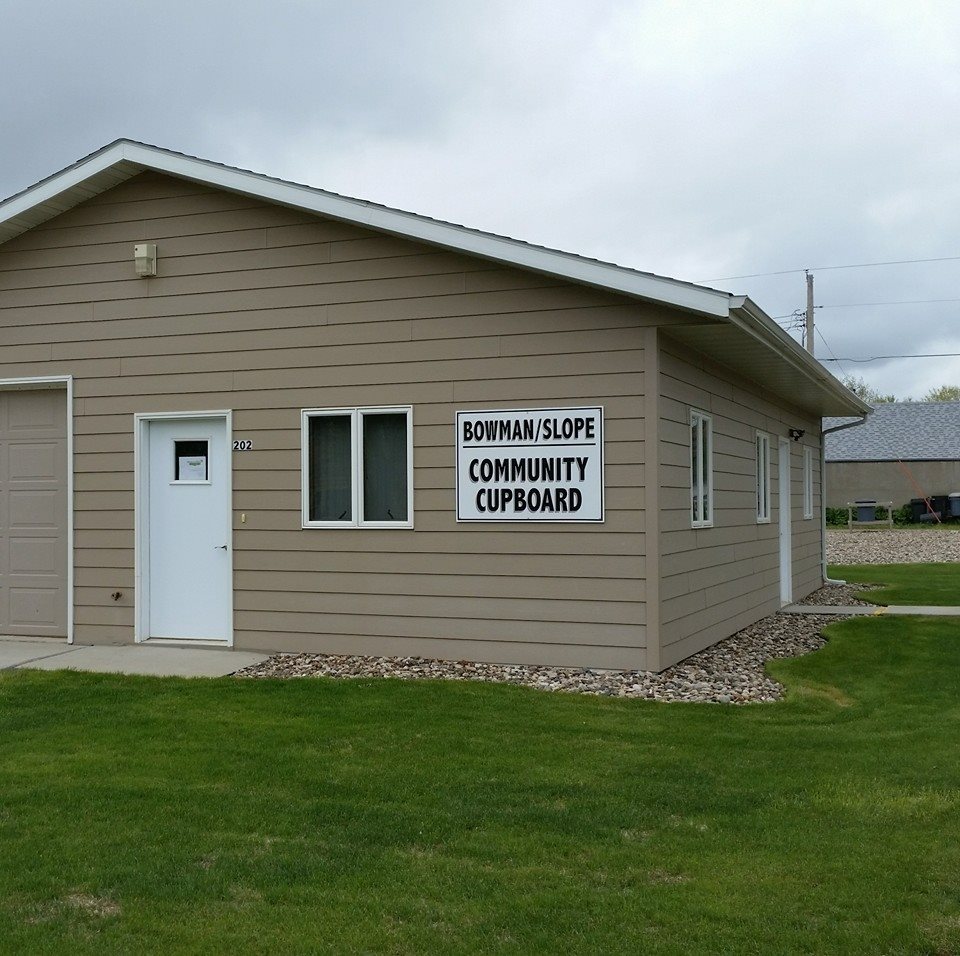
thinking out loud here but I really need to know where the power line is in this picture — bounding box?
[819,296,960,309]
[815,327,849,378]
[773,311,820,321]
[699,253,960,284]
[820,352,960,363]
[774,298,960,318]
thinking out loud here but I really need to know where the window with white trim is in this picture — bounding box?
[803,446,814,519]
[302,407,413,528]
[756,431,771,523]
[690,410,713,528]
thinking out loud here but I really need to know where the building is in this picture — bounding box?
[824,402,960,510]
[0,141,868,671]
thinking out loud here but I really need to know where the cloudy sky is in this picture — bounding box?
[2,0,959,401]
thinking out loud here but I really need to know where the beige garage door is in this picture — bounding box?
[0,389,68,638]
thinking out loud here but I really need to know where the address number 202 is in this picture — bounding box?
[233,440,253,451]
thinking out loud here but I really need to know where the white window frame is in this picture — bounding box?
[301,406,414,529]
[802,446,814,519]
[690,409,714,528]
[756,431,771,523]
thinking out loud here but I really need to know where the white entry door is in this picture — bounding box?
[778,437,793,605]
[141,415,232,642]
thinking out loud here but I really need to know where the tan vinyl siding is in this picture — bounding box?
[0,171,661,668]
[657,336,822,668]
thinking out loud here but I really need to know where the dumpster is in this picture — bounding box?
[855,500,877,522]
[950,493,960,518]
[912,497,945,522]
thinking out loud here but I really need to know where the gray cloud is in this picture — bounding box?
[2,0,959,399]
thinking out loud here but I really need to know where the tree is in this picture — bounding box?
[923,385,960,403]
[841,375,898,404]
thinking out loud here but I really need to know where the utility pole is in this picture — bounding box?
[805,270,815,355]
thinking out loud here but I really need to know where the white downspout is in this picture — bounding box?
[821,416,869,584]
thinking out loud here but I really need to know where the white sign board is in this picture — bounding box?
[177,456,207,481]
[456,406,604,522]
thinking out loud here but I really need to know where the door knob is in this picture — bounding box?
[215,544,228,550]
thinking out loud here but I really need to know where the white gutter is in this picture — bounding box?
[821,415,871,584]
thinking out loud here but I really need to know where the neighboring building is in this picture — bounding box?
[0,140,867,671]
[825,402,960,510]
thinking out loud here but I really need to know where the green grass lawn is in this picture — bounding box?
[829,562,960,606]
[3,616,960,954]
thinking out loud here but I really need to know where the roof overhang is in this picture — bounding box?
[663,297,871,417]
[0,139,870,419]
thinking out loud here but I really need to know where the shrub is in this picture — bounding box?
[826,507,848,527]
[892,505,913,526]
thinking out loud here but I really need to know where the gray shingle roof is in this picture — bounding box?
[825,402,960,461]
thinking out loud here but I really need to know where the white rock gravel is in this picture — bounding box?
[827,528,960,565]
[795,581,882,607]
[236,597,853,705]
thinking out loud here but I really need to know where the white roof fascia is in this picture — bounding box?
[0,141,731,319]
[0,148,131,223]
[727,296,872,416]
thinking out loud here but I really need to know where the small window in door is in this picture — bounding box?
[174,439,209,482]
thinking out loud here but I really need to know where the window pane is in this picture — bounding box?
[309,415,352,521]
[756,437,763,515]
[363,413,408,522]
[757,435,769,520]
[174,439,208,481]
[691,419,700,521]
[702,420,712,521]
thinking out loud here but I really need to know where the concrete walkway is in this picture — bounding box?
[783,604,960,617]
[0,636,268,677]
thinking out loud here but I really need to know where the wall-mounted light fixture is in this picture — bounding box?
[134,243,157,277]
[788,428,805,442]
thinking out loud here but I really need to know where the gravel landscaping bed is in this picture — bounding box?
[798,581,882,606]
[827,528,960,565]
[237,598,852,704]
